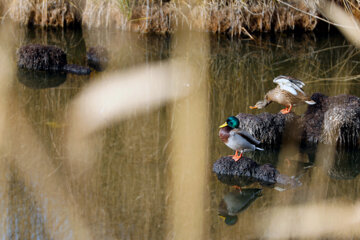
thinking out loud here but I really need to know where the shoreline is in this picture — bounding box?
[1,0,356,35]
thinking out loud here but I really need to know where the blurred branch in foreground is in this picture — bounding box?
[66,60,194,174]
[67,27,210,239]
[167,30,210,239]
[263,201,360,238]
[0,26,92,240]
[319,1,360,48]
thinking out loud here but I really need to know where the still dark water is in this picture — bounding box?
[2,25,360,239]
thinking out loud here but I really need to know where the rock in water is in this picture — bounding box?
[63,64,91,75]
[236,93,360,148]
[235,112,300,146]
[17,44,67,71]
[86,46,109,71]
[17,44,91,75]
[304,93,360,148]
[213,156,301,188]
[17,68,66,89]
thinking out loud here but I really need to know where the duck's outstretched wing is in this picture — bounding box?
[232,130,260,145]
[273,75,305,96]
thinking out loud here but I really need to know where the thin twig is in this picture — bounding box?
[277,0,357,29]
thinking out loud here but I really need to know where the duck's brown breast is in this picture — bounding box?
[219,126,231,143]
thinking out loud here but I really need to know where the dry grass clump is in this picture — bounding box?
[82,1,124,29]
[82,0,319,35]
[189,0,317,36]
[4,0,81,27]
[82,0,177,33]
[129,3,177,33]
[2,0,354,35]
[4,0,360,34]
[82,0,318,35]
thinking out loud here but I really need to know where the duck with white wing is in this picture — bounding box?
[250,75,316,114]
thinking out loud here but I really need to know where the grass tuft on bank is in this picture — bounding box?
[1,0,360,35]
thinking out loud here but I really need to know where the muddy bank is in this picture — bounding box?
[3,0,359,35]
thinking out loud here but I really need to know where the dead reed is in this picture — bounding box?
[2,0,359,35]
[3,0,82,27]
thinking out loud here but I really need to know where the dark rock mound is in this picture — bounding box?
[235,112,300,146]
[236,93,360,148]
[303,93,360,148]
[86,46,109,71]
[17,44,67,71]
[213,156,301,187]
[213,157,258,177]
[301,93,328,144]
[17,44,91,75]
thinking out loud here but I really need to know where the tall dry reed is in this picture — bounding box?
[4,0,360,35]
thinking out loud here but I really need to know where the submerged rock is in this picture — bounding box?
[63,64,91,75]
[213,156,301,188]
[315,146,360,180]
[235,93,360,148]
[17,68,66,89]
[86,46,109,71]
[17,44,91,75]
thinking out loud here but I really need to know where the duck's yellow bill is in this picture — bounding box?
[219,122,228,128]
[249,106,257,109]
[219,216,226,220]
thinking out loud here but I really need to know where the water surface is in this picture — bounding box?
[2,26,360,239]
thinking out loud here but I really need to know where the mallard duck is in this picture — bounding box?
[219,116,264,161]
[249,75,316,114]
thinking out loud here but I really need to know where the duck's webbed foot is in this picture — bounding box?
[232,152,243,161]
[280,105,292,114]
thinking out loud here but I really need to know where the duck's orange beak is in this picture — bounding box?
[249,105,258,109]
[219,122,228,128]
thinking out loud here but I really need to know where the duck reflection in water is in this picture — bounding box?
[218,188,262,225]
